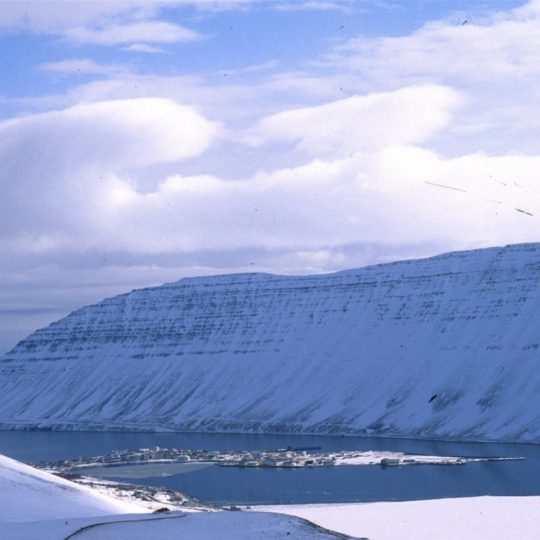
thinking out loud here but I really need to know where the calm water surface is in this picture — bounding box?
[1,431,539,505]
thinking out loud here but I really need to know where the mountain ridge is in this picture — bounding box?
[1,242,540,442]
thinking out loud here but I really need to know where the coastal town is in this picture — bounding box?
[36,446,521,474]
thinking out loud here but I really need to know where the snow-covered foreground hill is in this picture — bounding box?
[1,242,540,442]
[0,453,148,522]
[255,497,540,540]
[6,513,357,540]
[0,453,355,539]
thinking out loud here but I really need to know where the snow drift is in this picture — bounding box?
[1,243,540,442]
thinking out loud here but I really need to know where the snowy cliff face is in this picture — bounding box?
[1,243,540,442]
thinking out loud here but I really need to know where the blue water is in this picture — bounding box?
[1,431,539,505]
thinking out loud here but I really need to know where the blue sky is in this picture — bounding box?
[0,0,538,352]
[0,1,520,110]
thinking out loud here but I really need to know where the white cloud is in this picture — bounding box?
[0,1,203,51]
[307,0,540,158]
[40,58,125,75]
[64,21,200,46]
[45,73,262,124]
[2,79,539,261]
[0,1,253,33]
[0,2,139,32]
[74,147,540,255]
[0,98,221,241]
[511,0,540,17]
[274,1,353,12]
[247,85,463,157]
[2,93,539,259]
[327,2,540,85]
[262,71,349,100]
[122,43,168,54]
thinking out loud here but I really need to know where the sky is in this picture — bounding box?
[1,0,539,353]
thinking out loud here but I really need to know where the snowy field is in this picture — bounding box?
[4,512,356,540]
[253,497,540,540]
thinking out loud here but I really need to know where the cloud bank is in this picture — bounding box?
[2,86,538,262]
[0,98,220,251]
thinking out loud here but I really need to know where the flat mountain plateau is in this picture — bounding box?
[1,243,540,442]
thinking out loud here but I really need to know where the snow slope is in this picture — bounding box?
[0,454,355,539]
[254,497,540,540]
[5,512,357,540]
[0,453,148,522]
[60,512,355,540]
[1,242,540,442]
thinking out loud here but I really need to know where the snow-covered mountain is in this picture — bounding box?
[1,243,540,442]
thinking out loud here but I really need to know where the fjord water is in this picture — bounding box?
[1,431,539,505]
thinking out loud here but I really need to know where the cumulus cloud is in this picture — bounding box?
[1,91,538,260]
[327,2,540,84]
[310,0,540,158]
[0,1,201,50]
[3,3,540,263]
[118,149,539,253]
[247,85,462,157]
[0,98,220,245]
